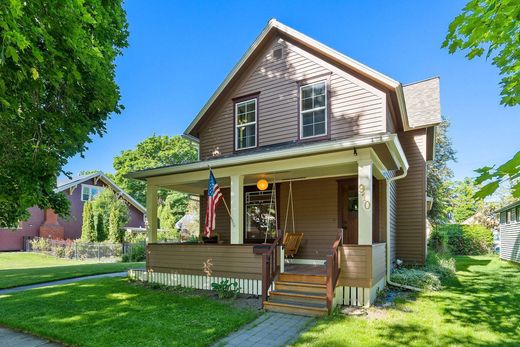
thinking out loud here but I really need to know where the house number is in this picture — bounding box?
[358,184,371,210]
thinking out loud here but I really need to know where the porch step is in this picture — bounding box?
[269,290,327,305]
[263,300,328,316]
[278,273,327,285]
[274,281,327,295]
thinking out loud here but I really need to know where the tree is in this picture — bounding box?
[158,192,190,231]
[427,119,457,225]
[96,215,106,242]
[113,135,197,205]
[108,206,125,243]
[449,178,484,223]
[91,189,129,241]
[443,0,520,199]
[0,1,128,227]
[81,202,96,242]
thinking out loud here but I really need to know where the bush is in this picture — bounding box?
[425,251,456,281]
[431,224,493,255]
[391,268,442,291]
[122,243,146,262]
[211,279,241,299]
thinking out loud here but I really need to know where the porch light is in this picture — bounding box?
[257,179,268,191]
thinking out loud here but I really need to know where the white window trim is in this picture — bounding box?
[300,80,327,139]
[81,184,105,202]
[235,98,257,151]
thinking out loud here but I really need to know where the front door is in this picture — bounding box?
[338,179,358,244]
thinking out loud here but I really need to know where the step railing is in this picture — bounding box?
[326,228,343,313]
[260,231,282,303]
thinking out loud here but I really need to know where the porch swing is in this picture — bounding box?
[281,181,303,257]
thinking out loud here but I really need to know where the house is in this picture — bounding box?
[0,171,146,251]
[126,19,441,315]
[496,200,520,263]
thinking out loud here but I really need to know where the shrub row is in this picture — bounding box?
[429,224,493,255]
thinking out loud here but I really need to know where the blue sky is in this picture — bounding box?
[64,1,519,181]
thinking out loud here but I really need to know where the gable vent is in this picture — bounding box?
[273,47,283,60]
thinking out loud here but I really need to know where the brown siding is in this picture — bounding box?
[198,35,385,160]
[147,244,262,280]
[338,245,371,287]
[396,129,427,264]
[279,178,339,259]
[200,189,231,243]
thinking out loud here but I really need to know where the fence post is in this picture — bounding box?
[97,243,100,261]
[75,242,78,260]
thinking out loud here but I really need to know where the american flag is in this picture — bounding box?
[204,169,223,238]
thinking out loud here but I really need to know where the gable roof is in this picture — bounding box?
[403,77,442,129]
[56,171,146,214]
[185,18,413,136]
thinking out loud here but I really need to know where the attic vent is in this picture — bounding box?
[273,47,283,60]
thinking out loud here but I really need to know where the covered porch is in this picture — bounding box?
[128,135,408,310]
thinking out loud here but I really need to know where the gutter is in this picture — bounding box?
[385,163,422,292]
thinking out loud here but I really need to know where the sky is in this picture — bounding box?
[63,0,519,181]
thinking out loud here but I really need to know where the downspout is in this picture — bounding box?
[385,164,422,292]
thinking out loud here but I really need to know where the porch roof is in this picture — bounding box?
[127,133,408,183]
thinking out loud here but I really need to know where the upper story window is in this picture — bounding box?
[81,184,104,202]
[235,98,257,150]
[516,206,520,222]
[300,81,327,139]
[506,210,512,224]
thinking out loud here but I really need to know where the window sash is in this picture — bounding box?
[235,99,257,150]
[81,184,104,202]
[300,81,327,139]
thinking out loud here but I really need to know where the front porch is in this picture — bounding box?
[129,136,408,313]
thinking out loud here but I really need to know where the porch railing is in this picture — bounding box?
[326,228,343,313]
[260,231,282,303]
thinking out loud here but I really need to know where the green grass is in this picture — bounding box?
[0,277,258,347]
[0,252,143,289]
[295,256,520,346]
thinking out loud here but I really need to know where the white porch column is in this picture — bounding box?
[358,160,373,245]
[230,175,244,244]
[146,183,158,243]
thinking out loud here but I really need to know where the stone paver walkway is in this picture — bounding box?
[213,312,314,347]
[0,272,127,295]
[0,327,62,347]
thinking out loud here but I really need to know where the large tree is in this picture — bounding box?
[448,178,483,223]
[427,119,457,225]
[443,0,520,199]
[113,135,197,205]
[0,1,128,227]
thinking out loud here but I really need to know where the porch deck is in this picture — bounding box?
[284,263,326,276]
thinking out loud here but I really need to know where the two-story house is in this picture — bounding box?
[127,19,441,315]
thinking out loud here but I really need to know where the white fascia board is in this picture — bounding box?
[54,172,102,193]
[127,133,405,180]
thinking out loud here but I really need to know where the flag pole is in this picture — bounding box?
[208,165,234,227]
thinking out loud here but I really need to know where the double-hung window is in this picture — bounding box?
[235,98,257,150]
[300,81,327,139]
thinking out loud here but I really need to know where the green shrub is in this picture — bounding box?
[430,224,493,255]
[211,279,241,299]
[425,251,456,280]
[122,244,146,262]
[391,268,442,291]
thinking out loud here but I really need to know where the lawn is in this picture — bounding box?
[0,252,143,289]
[295,256,520,346]
[0,277,258,347]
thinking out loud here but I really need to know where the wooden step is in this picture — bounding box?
[279,273,327,285]
[263,300,328,316]
[274,281,327,294]
[269,290,327,305]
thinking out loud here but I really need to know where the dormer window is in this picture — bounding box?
[300,81,327,139]
[235,98,257,150]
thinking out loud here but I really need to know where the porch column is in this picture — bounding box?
[146,183,158,243]
[230,175,244,244]
[358,160,373,245]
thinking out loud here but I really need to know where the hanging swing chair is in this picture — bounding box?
[282,181,303,257]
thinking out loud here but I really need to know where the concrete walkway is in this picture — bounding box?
[0,272,127,295]
[0,327,62,347]
[213,312,314,347]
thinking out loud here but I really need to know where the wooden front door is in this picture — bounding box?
[338,179,358,244]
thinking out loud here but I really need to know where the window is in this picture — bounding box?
[235,99,257,150]
[516,206,520,222]
[506,210,512,224]
[81,184,104,202]
[300,81,327,138]
[244,190,276,242]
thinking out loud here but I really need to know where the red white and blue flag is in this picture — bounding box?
[204,169,223,238]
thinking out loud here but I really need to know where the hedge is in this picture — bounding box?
[429,224,493,255]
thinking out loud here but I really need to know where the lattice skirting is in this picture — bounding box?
[334,277,386,307]
[128,269,262,296]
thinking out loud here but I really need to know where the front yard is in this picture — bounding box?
[0,252,143,288]
[295,256,520,346]
[0,277,259,346]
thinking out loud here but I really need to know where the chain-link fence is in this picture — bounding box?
[25,237,144,262]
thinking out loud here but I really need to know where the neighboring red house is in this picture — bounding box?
[0,172,146,251]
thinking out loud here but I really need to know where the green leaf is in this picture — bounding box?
[30,67,39,80]
[474,181,500,200]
